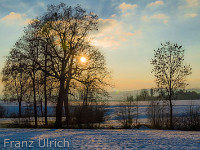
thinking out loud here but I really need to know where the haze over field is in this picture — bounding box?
[0,0,200,94]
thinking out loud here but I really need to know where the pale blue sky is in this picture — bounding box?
[0,0,200,93]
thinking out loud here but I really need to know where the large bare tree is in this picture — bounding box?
[2,3,110,128]
[151,41,192,129]
[28,3,107,128]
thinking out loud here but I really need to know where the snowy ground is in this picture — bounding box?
[0,128,199,150]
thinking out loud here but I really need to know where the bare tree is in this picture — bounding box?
[140,89,149,101]
[147,100,169,129]
[2,3,110,129]
[27,3,109,128]
[117,97,137,128]
[2,47,29,119]
[135,94,139,125]
[151,41,192,129]
[6,31,41,127]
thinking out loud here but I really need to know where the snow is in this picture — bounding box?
[1,100,200,128]
[1,100,200,149]
[0,128,199,149]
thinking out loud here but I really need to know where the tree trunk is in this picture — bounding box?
[64,79,70,127]
[63,54,74,127]
[44,80,48,125]
[55,79,65,128]
[19,80,23,118]
[33,76,37,127]
[136,97,138,125]
[83,86,89,106]
[64,93,69,127]
[85,86,89,105]
[169,49,173,130]
[44,44,48,125]
[169,88,173,129]
[40,100,43,117]
[44,73,48,125]
[19,100,21,118]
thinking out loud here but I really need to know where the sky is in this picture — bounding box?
[0,0,200,93]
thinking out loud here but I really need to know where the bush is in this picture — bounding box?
[0,104,6,118]
[147,101,200,131]
[117,99,137,129]
[9,112,18,118]
[174,105,200,131]
[22,106,32,118]
[147,100,170,129]
[70,102,107,128]
[10,118,33,128]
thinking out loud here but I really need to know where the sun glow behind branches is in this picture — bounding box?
[80,57,86,63]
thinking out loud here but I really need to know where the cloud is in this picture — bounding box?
[1,12,26,21]
[184,13,198,18]
[111,14,116,18]
[147,0,164,7]
[122,13,131,17]
[150,14,169,19]
[185,0,199,7]
[119,2,137,12]
[23,18,33,25]
[142,13,169,24]
[0,12,32,26]
[92,37,120,49]
[91,18,140,49]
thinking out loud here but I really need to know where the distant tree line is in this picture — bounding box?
[134,89,200,101]
[174,90,200,100]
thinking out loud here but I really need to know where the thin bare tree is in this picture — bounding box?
[151,41,192,129]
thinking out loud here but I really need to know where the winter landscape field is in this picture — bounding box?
[0,128,199,150]
[1,0,200,149]
[1,100,200,127]
[0,100,200,149]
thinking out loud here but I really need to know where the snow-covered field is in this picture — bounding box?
[0,128,199,150]
[0,100,200,149]
[1,100,200,128]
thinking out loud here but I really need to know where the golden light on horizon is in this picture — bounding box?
[80,57,86,63]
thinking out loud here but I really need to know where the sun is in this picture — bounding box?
[80,57,86,63]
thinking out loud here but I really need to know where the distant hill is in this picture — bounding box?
[186,88,200,93]
[109,89,151,100]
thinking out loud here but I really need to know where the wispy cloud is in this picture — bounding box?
[111,14,116,18]
[147,0,164,7]
[179,0,199,9]
[92,36,121,49]
[1,12,26,21]
[92,18,140,49]
[184,13,198,18]
[185,0,199,7]
[150,14,169,19]
[142,13,169,24]
[0,12,32,26]
[119,2,137,12]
